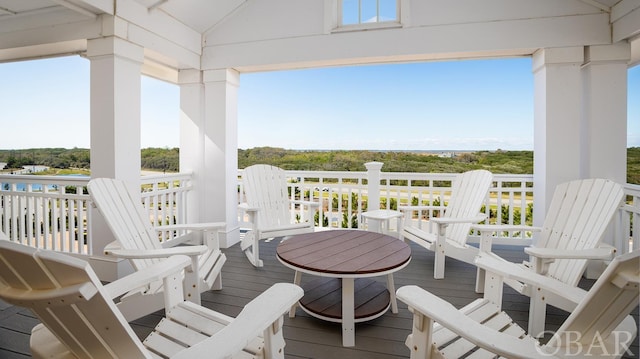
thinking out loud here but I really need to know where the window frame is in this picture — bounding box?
[335,0,402,32]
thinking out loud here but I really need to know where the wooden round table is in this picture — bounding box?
[276,230,411,347]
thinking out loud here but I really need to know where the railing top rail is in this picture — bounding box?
[623,182,640,196]
[140,172,192,183]
[381,172,534,181]
[0,173,193,186]
[237,170,534,182]
[0,174,89,186]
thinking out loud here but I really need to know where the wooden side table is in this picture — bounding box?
[276,230,411,347]
[361,209,403,237]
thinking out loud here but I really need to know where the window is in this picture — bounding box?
[339,0,399,27]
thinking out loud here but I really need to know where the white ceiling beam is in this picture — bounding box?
[147,0,169,11]
[49,0,97,18]
[129,22,201,70]
[612,4,640,42]
[0,6,60,20]
[611,0,640,22]
[0,17,101,50]
[0,39,86,63]
[203,0,250,36]
[116,0,201,55]
[0,7,17,15]
[203,13,611,72]
[577,0,611,13]
[75,0,114,15]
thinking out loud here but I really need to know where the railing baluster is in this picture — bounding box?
[3,170,636,256]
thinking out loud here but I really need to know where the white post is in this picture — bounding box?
[203,69,240,248]
[582,43,630,274]
[532,47,583,229]
[365,161,383,211]
[582,43,630,184]
[86,35,143,281]
[178,69,206,228]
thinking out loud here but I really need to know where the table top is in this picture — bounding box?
[276,230,411,276]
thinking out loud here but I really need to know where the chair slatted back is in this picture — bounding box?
[0,241,148,359]
[444,170,493,246]
[242,164,293,231]
[539,179,624,286]
[548,250,639,349]
[88,178,161,270]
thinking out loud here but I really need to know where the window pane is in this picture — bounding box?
[361,0,378,23]
[379,0,397,22]
[342,0,359,25]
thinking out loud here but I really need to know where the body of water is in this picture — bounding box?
[1,174,89,192]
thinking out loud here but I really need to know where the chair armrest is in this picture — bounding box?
[525,245,616,275]
[431,214,486,225]
[475,253,586,305]
[238,203,259,213]
[104,240,122,253]
[472,225,542,254]
[104,245,208,259]
[174,283,304,358]
[398,205,445,212]
[396,285,552,358]
[155,222,226,232]
[103,255,192,299]
[471,224,542,233]
[525,246,616,260]
[290,199,319,208]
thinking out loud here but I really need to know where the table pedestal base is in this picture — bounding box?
[299,277,390,346]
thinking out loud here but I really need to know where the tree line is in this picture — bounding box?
[2,146,639,184]
[0,148,179,173]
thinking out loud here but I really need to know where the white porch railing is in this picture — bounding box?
[0,175,91,254]
[0,173,193,255]
[1,167,637,256]
[619,183,640,254]
[140,173,194,242]
[237,169,534,245]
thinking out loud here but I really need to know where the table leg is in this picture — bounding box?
[289,271,302,318]
[342,277,355,347]
[386,274,398,313]
[367,218,382,233]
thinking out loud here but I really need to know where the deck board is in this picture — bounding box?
[0,238,638,358]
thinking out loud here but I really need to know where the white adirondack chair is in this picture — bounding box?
[88,178,227,320]
[399,169,493,279]
[239,164,319,267]
[397,249,639,359]
[0,240,303,359]
[473,178,624,337]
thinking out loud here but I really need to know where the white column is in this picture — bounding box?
[582,43,630,183]
[582,43,630,260]
[86,36,143,281]
[179,69,206,225]
[87,36,143,184]
[532,47,583,227]
[203,69,240,248]
[365,161,383,211]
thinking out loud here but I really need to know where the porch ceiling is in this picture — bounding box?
[0,0,624,34]
[0,0,247,33]
[0,0,637,70]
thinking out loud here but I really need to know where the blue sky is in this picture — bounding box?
[1,56,638,151]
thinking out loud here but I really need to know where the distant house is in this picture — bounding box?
[0,163,6,170]
[438,152,455,158]
[22,165,49,173]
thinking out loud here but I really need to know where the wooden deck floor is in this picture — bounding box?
[1,238,638,358]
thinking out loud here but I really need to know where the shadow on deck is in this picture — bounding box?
[1,238,638,358]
